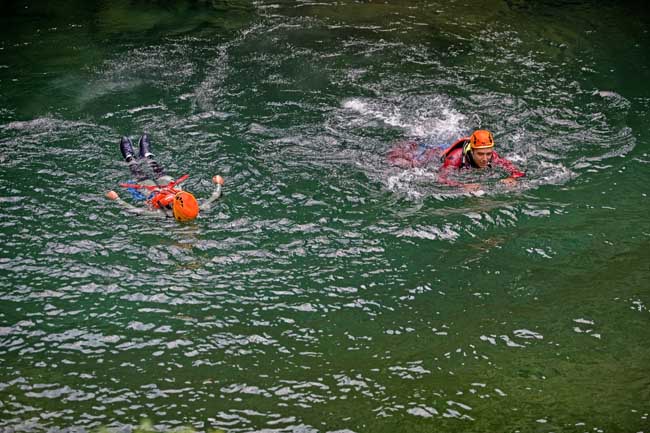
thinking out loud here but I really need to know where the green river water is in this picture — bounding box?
[1,1,649,432]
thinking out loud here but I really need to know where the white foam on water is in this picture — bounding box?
[342,96,465,139]
[3,117,99,132]
[342,98,368,113]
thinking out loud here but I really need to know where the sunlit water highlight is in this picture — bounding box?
[1,1,649,432]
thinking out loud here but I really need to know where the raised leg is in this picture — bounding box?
[138,134,166,180]
[119,136,147,181]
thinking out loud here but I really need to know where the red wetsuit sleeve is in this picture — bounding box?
[491,151,525,178]
[438,147,463,186]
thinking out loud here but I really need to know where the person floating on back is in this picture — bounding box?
[105,134,224,221]
[438,129,524,191]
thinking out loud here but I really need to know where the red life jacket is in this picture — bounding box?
[149,188,179,209]
[440,137,470,163]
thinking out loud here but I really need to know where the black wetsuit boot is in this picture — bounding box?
[138,134,166,180]
[120,136,135,162]
[138,133,153,159]
[120,136,147,181]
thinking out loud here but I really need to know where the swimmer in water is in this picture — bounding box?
[105,134,224,221]
[438,130,524,191]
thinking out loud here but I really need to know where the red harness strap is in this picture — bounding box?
[119,174,189,208]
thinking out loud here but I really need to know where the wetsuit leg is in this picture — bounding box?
[120,136,148,182]
[138,134,166,180]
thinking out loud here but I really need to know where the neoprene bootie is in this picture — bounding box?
[138,134,154,159]
[120,136,135,162]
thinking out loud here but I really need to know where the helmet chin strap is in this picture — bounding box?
[463,141,472,155]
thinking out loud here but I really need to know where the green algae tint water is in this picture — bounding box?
[1,1,649,432]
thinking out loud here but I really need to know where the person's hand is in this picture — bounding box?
[106,191,119,200]
[212,175,225,185]
[463,183,481,192]
[500,177,517,186]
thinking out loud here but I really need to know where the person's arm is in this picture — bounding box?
[437,166,461,187]
[491,152,525,183]
[437,148,467,188]
[437,149,483,191]
[199,175,224,211]
[438,168,481,191]
[105,191,167,218]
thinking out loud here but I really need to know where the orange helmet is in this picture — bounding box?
[173,191,199,221]
[469,130,494,149]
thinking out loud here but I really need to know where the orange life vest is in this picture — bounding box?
[149,188,178,209]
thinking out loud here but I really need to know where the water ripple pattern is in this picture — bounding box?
[1,1,649,433]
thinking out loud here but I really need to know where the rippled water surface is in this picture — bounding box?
[1,1,649,432]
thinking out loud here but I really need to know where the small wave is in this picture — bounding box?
[2,117,101,133]
[342,95,466,140]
